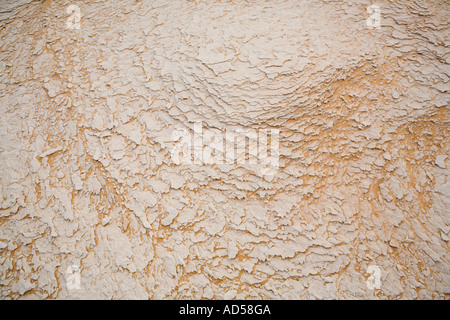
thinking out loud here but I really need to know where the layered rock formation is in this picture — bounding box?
[0,0,448,299]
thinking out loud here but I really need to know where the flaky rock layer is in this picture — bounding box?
[0,0,449,299]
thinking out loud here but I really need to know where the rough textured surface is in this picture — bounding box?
[0,0,449,299]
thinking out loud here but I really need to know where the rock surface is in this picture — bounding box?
[0,0,449,299]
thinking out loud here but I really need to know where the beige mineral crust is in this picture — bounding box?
[0,0,449,299]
